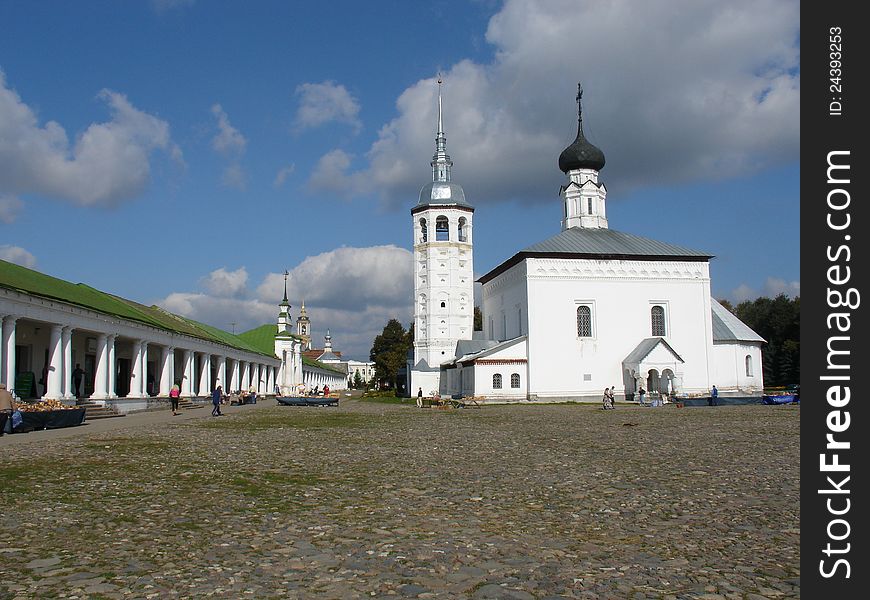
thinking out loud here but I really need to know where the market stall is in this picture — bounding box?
[11,400,86,433]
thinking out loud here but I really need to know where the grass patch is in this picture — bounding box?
[359,396,416,405]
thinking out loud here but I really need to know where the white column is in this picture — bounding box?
[251,363,260,393]
[267,366,274,394]
[216,355,226,389]
[62,327,74,399]
[230,359,240,393]
[182,350,193,396]
[107,335,117,398]
[159,346,173,396]
[45,325,63,400]
[92,333,108,399]
[241,361,250,391]
[198,353,211,396]
[130,340,142,398]
[140,341,149,397]
[0,315,4,387]
[1,316,16,392]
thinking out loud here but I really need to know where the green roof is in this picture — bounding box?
[238,323,344,375]
[0,259,275,358]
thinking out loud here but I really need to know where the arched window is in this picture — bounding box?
[435,216,449,241]
[577,306,592,337]
[492,373,502,389]
[651,306,666,336]
[745,355,753,377]
[458,217,467,242]
[420,218,428,243]
[510,373,520,388]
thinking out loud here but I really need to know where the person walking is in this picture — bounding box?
[607,385,616,409]
[71,364,85,398]
[212,385,223,416]
[323,384,330,397]
[602,387,611,409]
[638,386,646,406]
[417,387,424,408]
[711,385,719,406]
[0,383,15,435]
[169,384,181,415]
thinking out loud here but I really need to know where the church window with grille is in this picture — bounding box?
[587,197,593,215]
[577,305,592,337]
[435,216,449,241]
[651,305,666,336]
[492,373,502,389]
[458,217,467,242]
[420,218,428,243]
[510,373,520,388]
[745,355,753,377]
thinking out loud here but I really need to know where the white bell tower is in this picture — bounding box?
[410,78,474,395]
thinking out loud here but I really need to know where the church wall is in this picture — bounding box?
[480,261,528,342]
[518,258,714,400]
[712,342,764,394]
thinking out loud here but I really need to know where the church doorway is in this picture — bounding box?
[646,369,661,400]
[661,369,675,398]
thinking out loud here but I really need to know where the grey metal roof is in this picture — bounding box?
[711,298,766,343]
[415,181,473,210]
[479,226,712,284]
[317,351,341,362]
[623,337,684,365]
[523,227,711,257]
[454,339,499,358]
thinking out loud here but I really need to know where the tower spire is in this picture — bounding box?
[431,74,452,183]
[282,270,289,303]
[576,82,584,135]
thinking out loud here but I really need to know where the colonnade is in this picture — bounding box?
[0,313,277,401]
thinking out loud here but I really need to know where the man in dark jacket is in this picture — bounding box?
[212,385,223,416]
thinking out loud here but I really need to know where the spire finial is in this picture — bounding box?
[576,82,584,129]
[437,73,444,136]
[282,269,289,303]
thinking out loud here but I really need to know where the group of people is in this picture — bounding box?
[602,386,616,409]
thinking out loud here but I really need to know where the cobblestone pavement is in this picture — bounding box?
[0,400,799,599]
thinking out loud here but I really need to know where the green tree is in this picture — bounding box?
[370,319,413,391]
[474,305,483,331]
[353,370,363,389]
[720,293,800,387]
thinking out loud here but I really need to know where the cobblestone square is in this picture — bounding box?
[0,400,799,599]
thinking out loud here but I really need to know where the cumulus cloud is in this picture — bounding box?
[156,245,414,360]
[209,104,247,190]
[0,244,37,268]
[273,164,296,188]
[199,267,249,298]
[0,195,22,223]
[308,0,799,209]
[294,81,362,133]
[0,71,182,208]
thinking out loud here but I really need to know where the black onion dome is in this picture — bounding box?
[558,83,606,173]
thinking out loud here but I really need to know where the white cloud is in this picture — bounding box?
[308,149,356,196]
[309,0,799,209]
[273,164,296,188]
[210,104,246,189]
[294,81,362,133]
[0,194,22,223]
[199,267,249,298]
[210,104,246,156]
[156,245,414,360]
[221,163,246,190]
[0,244,37,268]
[0,72,183,207]
[728,277,800,303]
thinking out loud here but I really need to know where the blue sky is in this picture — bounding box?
[0,0,799,360]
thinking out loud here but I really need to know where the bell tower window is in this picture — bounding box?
[435,216,449,241]
[420,218,428,243]
[458,217,467,242]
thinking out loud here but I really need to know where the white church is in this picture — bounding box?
[408,84,764,403]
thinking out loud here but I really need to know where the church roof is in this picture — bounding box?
[454,339,500,358]
[623,337,685,365]
[414,181,473,212]
[711,298,766,343]
[478,227,712,283]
